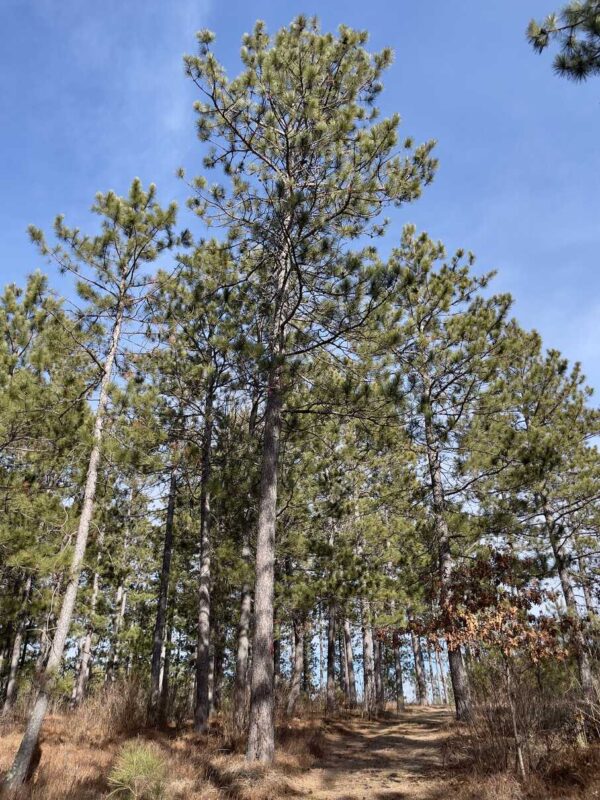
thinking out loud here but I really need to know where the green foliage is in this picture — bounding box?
[528,1,600,80]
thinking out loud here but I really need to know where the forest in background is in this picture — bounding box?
[1,6,600,800]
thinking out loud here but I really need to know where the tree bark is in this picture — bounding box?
[393,632,405,713]
[233,544,253,731]
[3,299,124,791]
[149,468,177,724]
[343,618,357,707]
[361,599,376,716]
[246,366,282,762]
[435,645,449,705]
[326,601,337,714]
[374,637,385,712]
[410,629,427,706]
[195,389,214,733]
[159,618,173,724]
[286,616,304,716]
[302,625,312,694]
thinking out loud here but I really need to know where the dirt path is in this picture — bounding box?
[296,707,455,800]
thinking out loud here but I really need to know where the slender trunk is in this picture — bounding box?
[3,576,32,714]
[35,624,50,675]
[233,392,259,731]
[149,469,177,724]
[72,531,105,706]
[3,630,25,715]
[506,660,526,780]
[361,599,376,716]
[319,605,324,693]
[576,541,595,615]
[410,629,427,706]
[326,601,337,714]
[4,300,124,790]
[106,584,127,682]
[374,637,385,712]
[302,625,311,694]
[159,620,173,724]
[246,366,282,763]
[544,505,593,697]
[435,646,449,705]
[273,622,281,689]
[195,389,214,733]
[426,641,438,704]
[342,619,357,707]
[340,628,349,698]
[286,616,304,716]
[233,547,253,730]
[423,405,471,720]
[393,632,405,713]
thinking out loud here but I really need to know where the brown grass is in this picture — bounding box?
[445,721,600,799]
[0,686,326,800]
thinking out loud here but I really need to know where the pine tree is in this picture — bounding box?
[183,16,435,761]
[528,1,600,80]
[3,180,178,790]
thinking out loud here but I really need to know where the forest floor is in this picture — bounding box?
[295,706,456,800]
[0,704,458,799]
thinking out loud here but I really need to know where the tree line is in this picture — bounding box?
[1,15,599,790]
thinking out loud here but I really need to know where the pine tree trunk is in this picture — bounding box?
[302,625,311,694]
[340,627,349,699]
[286,616,304,716]
[3,300,124,791]
[326,601,337,714]
[361,599,376,716]
[159,619,173,724]
[544,505,593,697]
[426,641,438,704]
[2,576,32,715]
[374,638,385,713]
[423,407,471,720]
[212,639,225,714]
[343,618,357,707]
[393,633,405,713]
[435,646,449,705]
[195,390,214,734]
[149,468,177,724]
[410,629,427,706]
[575,540,595,615]
[233,550,253,731]
[273,623,281,690]
[247,367,282,763]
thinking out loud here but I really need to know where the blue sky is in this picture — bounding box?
[1,1,598,390]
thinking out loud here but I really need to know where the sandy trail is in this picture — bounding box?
[296,707,455,800]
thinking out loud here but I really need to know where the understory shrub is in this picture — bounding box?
[108,741,167,800]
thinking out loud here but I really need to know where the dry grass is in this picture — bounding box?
[0,686,326,800]
[445,718,600,799]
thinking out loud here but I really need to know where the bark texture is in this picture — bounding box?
[246,370,282,762]
[343,618,357,707]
